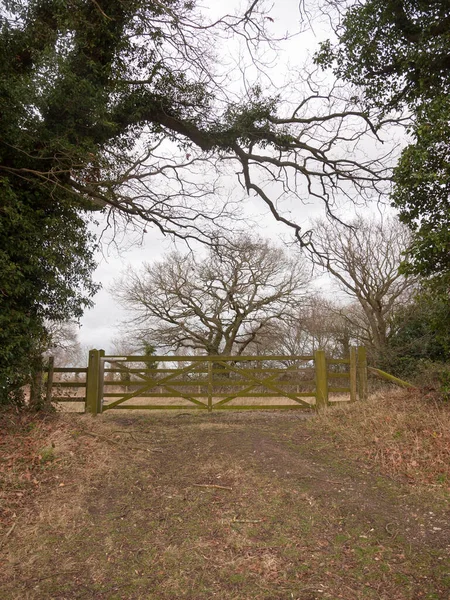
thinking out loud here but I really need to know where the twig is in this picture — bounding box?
[193,484,233,491]
[112,509,131,520]
[111,430,141,443]
[232,517,262,524]
[24,569,80,585]
[0,522,16,549]
[385,522,399,539]
[81,431,121,445]
[90,0,112,20]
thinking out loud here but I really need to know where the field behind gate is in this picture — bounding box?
[1,388,449,600]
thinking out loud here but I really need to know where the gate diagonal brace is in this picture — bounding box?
[212,361,312,408]
[213,370,284,407]
[103,361,203,410]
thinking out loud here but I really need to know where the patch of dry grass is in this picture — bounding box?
[0,410,130,559]
[310,388,450,488]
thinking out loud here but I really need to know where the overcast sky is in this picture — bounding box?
[76,0,400,354]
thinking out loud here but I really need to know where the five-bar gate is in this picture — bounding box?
[66,348,368,414]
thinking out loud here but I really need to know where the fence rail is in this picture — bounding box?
[45,358,87,407]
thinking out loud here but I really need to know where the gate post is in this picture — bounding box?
[349,346,357,402]
[314,349,328,409]
[357,346,368,401]
[97,349,105,414]
[86,349,101,415]
[207,359,213,412]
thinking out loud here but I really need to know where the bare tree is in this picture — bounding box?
[254,295,357,358]
[285,297,351,357]
[114,234,312,356]
[310,215,417,360]
[44,321,83,367]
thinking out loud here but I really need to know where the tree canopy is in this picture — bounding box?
[315,0,450,281]
[316,0,450,111]
[310,215,416,361]
[382,285,450,376]
[0,178,98,403]
[1,0,393,241]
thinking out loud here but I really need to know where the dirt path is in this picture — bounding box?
[1,411,449,599]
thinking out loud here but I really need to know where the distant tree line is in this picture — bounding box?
[114,222,450,383]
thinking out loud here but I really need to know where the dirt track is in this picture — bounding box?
[1,410,449,599]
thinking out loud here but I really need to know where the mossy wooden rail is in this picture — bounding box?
[44,347,369,414]
[368,366,415,389]
[45,362,88,408]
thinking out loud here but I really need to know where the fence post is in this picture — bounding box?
[207,359,213,412]
[97,349,105,414]
[45,356,55,406]
[349,346,357,402]
[314,349,328,409]
[86,349,100,415]
[357,346,368,401]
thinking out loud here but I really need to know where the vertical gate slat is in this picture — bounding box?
[207,360,213,412]
[350,346,357,403]
[97,349,105,414]
[45,356,54,406]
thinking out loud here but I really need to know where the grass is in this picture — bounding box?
[1,389,449,599]
[309,387,450,488]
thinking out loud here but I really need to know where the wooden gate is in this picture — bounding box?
[74,348,367,414]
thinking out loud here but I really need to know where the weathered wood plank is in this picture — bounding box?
[357,346,368,401]
[368,367,414,388]
[52,397,86,403]
[105,404,311,410]
[51,381,87,388]
[102,391,316,398]
[86,350,100,415]
[45,357,54,405]
[350,346,357,403]
[53,367,88,373]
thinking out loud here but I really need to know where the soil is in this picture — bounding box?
[1,410,449,599]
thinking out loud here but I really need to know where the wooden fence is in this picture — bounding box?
[44,347,369,414]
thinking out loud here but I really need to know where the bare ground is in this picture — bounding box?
[1,402,449,600]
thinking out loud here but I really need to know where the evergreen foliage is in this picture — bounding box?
[383,285,450,375]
